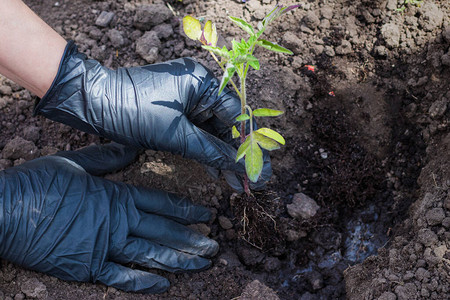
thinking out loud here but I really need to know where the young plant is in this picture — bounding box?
[396,0,423,12]
[183,4,299,195]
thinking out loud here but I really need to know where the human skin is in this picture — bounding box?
[0,0,66,98]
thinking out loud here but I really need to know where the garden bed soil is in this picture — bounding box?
[0,0,449,299]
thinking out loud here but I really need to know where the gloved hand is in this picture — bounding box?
[34,41,271,192]
[0,143,218,294]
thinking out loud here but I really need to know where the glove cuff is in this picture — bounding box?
[33,40,85,116]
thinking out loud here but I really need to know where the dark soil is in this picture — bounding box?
[1,0,449,299]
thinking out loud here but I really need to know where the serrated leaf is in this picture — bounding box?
[236,137,251,162]
[231,39,249,56]
[218,65,236,95]
[254,132,280,151]
[229,16,255,36]
[256,128,285,145]
[202,45,231,59]
[232,126,240,139]
[183,16,202,41]
[245,138,264,183]
[253,108,284,117]
[236,114,250,122]
[248,58,260,70]
[233,54,259,70]
[257,39,293,55]
[202,20,218,46]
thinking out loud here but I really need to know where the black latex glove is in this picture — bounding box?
[0,143,218,294]
[34,41,271,192]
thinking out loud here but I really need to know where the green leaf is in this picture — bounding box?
[233,54,259,70]
[236,136,251,162]
[253,108,284,117]
[183,16,202,41]
[245,138,264,183]
[254,132,280,151]
[236,114,250,122]
[257,39,293,55]
[248,58,260,70]
[218,65,236,95]
[256,128,285,145]
[228,16,255,36]
[232,125,240,139]
[202,45,230,59]
[231,39,249,56]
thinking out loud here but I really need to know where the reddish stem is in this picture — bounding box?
[240,121,251,196]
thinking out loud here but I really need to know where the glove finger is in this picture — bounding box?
[54,142,140,176]
[111,237,212,272]
[97,261,169,294]
[131,212,219,257]
[181,119,245,173]
[130,187,211,224]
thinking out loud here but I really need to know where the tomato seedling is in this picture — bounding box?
[183,4,300,195]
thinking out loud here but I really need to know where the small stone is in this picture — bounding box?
[418,228,438,246]
[0,159,12,171]
[0,97,9,109]
[287,193,320,219]
[2,137,40,160]
[415,267,430,281]
[378,291,396,300]
[381,23,400,48]
[385,0,397,11]
[324,46,335,57]
[107,29,125,47]
[403,270,414,281]
[320,7,333,19]
[335,40,352,55]
[0,85,12,95]
[264,257,281,272]
[133,4,173,31]
[418,2,444,32]
[153,23,174,39]
[21,278,48,299]
[14,293,25,300]
[285,229,307,242]
[428,99,447,119]
[135,31,161,63]
[218,216,233,230]
[237,246,264,266]
[302,12,320,30]
[420,288,430,298]
[375,45,388,57]
[239,280,279,300]
[218,251,242,268]
[95,11,115,27]
[22,126,40,143]
[140,161,174,177]
[395,282,417,300]
[282,32,303,55]
[425,207,446,226]
[442,217,450,229]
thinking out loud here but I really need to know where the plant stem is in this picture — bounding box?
[209,52,241,98]
[240,74,251,196]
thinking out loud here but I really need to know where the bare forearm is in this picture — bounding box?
[0,0,66,97]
